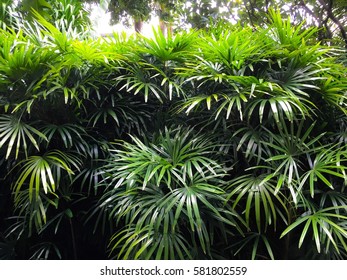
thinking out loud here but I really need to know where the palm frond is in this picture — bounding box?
[12,150,81,202]
[102,127,225,191]
[226,174,289,232]
[232,232,275,260]
[281,206,347,255]
[0,115,47,159]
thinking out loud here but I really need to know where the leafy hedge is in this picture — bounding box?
[1,11,347,259]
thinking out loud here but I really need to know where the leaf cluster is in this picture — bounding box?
[1,10,347,260]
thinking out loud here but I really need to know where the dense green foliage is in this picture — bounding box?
[0,8,347,259]
[3,1,347,48]
[100,0,347,48]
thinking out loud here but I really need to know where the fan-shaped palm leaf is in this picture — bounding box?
[299,146,347,198]
[232,232,275,260]
[0,115,47,159]
[109,225,192,260]
[226,173,289,232]
[103,127,225,191]
[12,150,81,202]
[281,206,347,254]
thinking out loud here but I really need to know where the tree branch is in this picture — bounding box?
[319,0,347,48]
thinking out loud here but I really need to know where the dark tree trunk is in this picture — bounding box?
[134,19,143,33]
[319,0,347,48]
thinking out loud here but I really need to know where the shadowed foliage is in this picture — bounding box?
[0,8,347,259]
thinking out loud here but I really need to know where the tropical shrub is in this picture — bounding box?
[0,10,347,259]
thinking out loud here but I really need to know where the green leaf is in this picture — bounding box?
[0,115,47,159]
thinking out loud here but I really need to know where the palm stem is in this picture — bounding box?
[69,218,77,260]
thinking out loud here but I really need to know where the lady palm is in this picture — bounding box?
[0,7,347,260]
[173,11,347,259]
[98,127,242,259]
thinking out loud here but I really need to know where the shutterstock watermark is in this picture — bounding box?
[100,265,184,276]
